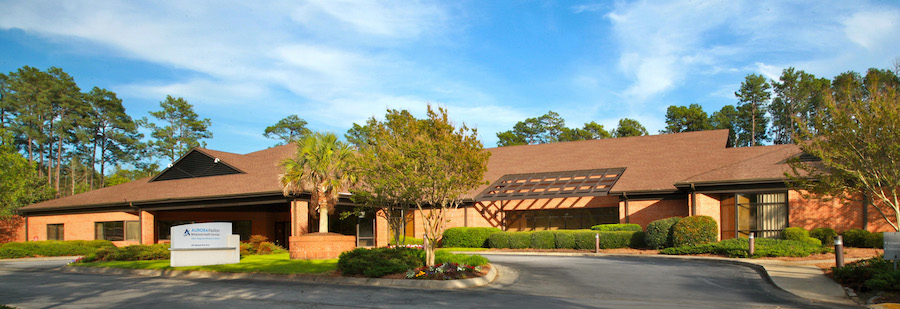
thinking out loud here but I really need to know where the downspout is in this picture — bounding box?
[690,183,697,216]
[623,193,630,224]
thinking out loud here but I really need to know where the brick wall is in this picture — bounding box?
[624,198,689,228]
[0,216,25,244]
[27,212,141,246]
[789,190,865,232]
[693,193,722,240]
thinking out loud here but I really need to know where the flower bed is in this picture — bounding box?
[406,262,485,280]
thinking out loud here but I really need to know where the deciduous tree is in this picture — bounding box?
[612,118,648,138]
[662,104,710,134]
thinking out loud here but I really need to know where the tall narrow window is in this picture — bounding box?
[47,224,64,241]
[720,192,788,239]
[125,221,140,241]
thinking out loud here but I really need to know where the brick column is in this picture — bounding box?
[375,210,389,247]
[140,210,155,245]
[291,199,309,236]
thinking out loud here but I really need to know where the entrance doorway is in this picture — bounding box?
[307,205,376,247]
[274,222,289,248]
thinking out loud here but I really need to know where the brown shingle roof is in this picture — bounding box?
[20,144,298,212]
[21,129,803,212]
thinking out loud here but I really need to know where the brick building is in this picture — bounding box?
[13,129,887,248]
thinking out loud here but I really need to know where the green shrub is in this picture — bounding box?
[435,250,489,266]
[645,217,682,249]
[389,237,424,246]
[832,256,900,292]
[508,232,532,249]
[83,244,170,262]
[842,229,871,247]
[337,247,423,278]
[488,232,510,249]
[531,231,555,249]
[867,232,885,249]
[597,231,637,249]
[239,235,287,255]
[810,228,837,245]
[574,231,597,250]
[630,231,647,248]
[782,227,810,241]
[660,238,831,258]
[442,227,501,248]
[553,230,577,249]
[671,216,718,247]
[591,224,642,232]
[0,240,115,259]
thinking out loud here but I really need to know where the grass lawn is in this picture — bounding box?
[72,253,337,275]
[438,247,489,252]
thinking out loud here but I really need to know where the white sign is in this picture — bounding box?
[885,232,900,261]
[171,222,232,249]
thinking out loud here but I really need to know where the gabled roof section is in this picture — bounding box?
[151,148,244,182]
[477,168,625,201]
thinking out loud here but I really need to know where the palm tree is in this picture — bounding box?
[279,132,355,233]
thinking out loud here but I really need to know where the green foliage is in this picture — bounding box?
[809,228,837,246]
[782,227,809,241]
[630,231,647,248]
[613,118,648,138]
[867,232,885,249]
[553,230,577,249]
[337,247,423,278]
[591,223,642,232]
[83,244,170,262]
[242,235,286,255]
[842,229,871,248]
[389,237,424,246]
[0,130,54,217]
[735,73,771,147]
[263,115,310,145]
[574,231,597,250]
[530,231,555,249]
[140,95,213,162]
[660,238,830,258]
[495,111,567,146]
[280,132,356,233]
[488,232,510,249]
[662,103,711,134]
[831,256,900,292]
[434,250,489,267]
[0,240,114,259]
[645,217,682,249]
[710,105,740,146]
[441,227,501,248]
[672,216,718,247]
[508,232,532,249]
[558,121,611,142]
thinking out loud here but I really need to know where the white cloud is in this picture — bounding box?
[843,10,900,50]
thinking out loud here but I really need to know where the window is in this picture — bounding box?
[47,224,64,241]
[231,220,251,241]
[95,221,139,241]
[505,207,618,231]
[158,220,194,240]
[720,192,788,239]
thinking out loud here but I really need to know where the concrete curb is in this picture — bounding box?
[62,263,497,289]
[0,256,81,263]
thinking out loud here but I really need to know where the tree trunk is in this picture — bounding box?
[55,136,62,196]
[318,188,329,233]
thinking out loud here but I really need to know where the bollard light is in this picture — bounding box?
[835,235,844,269]
[595,233,600,253]
[748,232,755,256]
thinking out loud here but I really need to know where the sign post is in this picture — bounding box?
[169,222,240,267]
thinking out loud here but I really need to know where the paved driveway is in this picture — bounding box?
[0,256,852,308]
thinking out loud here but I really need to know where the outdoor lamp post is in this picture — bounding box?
[749,232,755,256]
[835,235,844,268]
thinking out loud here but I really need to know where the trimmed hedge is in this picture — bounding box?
[508,232,532,249]
[672,216,718,247]
[389,237,424,246]
[574,231,597,250]
[441,227,501,248]
[488,232,510,249]
[782,227,810,241]
[843,229,871,248]
[338,247,423,278]
[645,217,682,249]
[435,250,489,266]
[0,240,115,259]
[867,232,885,249]
[810,228,837,245]
[661,238,831,258]
[591,224,642,232]
[531,231,556,249]
[81,244,170,262]
[554,230,577,249]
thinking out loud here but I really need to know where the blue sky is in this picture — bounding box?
[1,1,898,157]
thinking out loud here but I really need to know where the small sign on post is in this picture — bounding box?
[884,232,900,270]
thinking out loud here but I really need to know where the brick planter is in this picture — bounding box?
[289,233,356,260]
